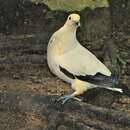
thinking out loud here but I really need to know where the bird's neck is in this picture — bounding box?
[48,25,78,56]
[58,25,78,52]
[63,24,77,37]
[61,24,78,45]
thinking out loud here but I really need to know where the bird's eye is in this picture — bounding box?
[69,17,71,20]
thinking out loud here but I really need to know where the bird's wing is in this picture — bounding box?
[56,44,115,86]
[57,44,111,76]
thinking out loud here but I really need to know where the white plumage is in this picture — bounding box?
[57,44,111,76]
[47,13,122,104]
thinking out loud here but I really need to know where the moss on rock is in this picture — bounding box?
[31,0,109,11]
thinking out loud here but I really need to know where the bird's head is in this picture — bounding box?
[65,13,80,29]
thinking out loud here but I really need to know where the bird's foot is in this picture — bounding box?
[57,94,82,104]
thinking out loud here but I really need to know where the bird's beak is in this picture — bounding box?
[75,21,81,27]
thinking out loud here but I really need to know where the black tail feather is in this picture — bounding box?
[120,84,130,97]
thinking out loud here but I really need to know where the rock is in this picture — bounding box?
[0,91,130,130]
[31,0,109,11]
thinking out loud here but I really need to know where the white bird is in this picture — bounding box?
[47,13,129,104]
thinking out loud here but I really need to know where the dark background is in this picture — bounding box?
[0,0,130,129]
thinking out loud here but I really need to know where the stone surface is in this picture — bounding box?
[0,91,130,130]
[31,0,109,11]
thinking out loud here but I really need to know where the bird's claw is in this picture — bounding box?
[57,94,72,104]
[56,94,82,104]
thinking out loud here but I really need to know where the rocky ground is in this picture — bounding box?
[0,0,130,130]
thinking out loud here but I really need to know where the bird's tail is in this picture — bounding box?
[100,71,130,96]
[119,83,130,97]
[111,71,130,96]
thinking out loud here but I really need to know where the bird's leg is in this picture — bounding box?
[57,91,82,104]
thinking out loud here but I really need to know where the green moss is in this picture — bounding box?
[31,0,109,11]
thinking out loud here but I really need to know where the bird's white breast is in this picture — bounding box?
[47,27,77,83]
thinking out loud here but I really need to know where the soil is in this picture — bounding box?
[0,0,130,130]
